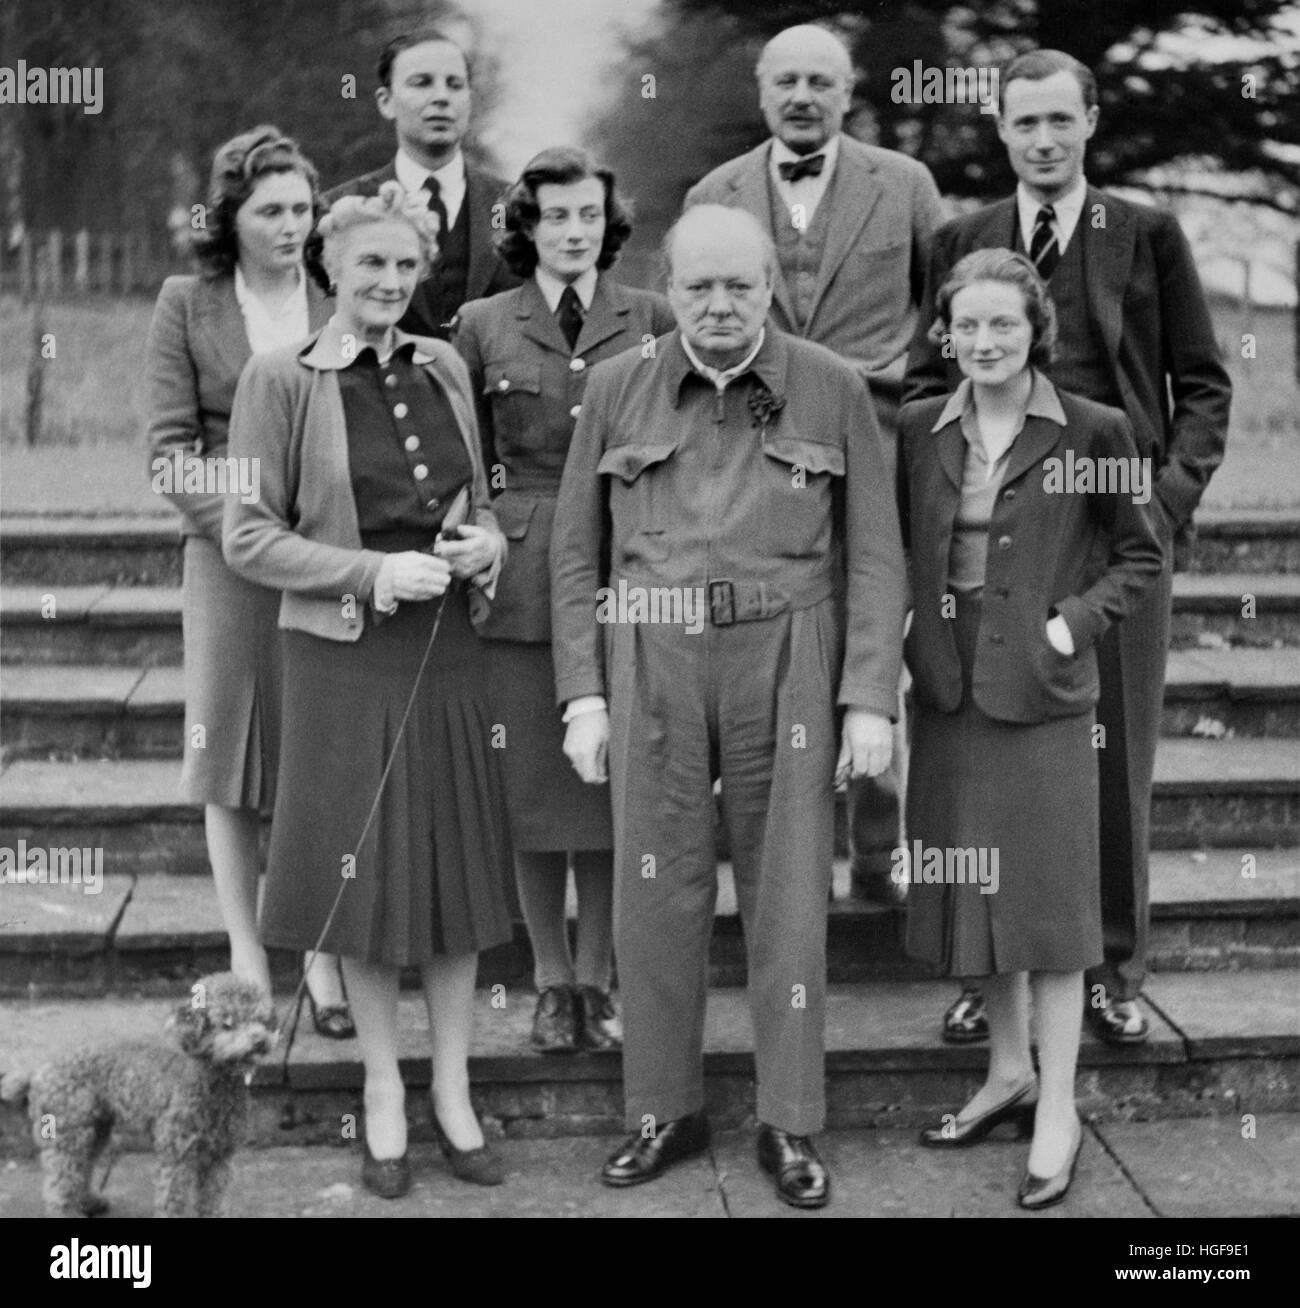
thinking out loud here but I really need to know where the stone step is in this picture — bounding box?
[1190,509,1300,575]
[1,850,1294,999]
[0,517,182,587]
[6,649,1300,762]
[1169,573,1300,648]
[1,739,1294,873]
[1,666,183,759]
[0,587,182,666]
[1,570,1297,667]
[6,508,1298,588]
[1,969,1296,1152]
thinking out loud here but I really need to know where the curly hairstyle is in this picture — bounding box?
[192,126,323,279]
[495,146,633,278]
[316,180,441,287]
[927,247,1057,369]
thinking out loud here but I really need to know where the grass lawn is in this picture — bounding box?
[0,291,1296,514]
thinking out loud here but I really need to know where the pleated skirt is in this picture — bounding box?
[260,583,515,964]
[904,589,1102,977]
[179,535,280,809]
[485,640,614,853]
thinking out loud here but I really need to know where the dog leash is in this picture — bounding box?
[281,484,474,1039]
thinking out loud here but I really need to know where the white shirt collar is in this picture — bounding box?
[233,264,309,355]
[680,327,766,390]
[535,265,598,313]
[769,133,840,179]
[394,147,467,228]
[1016,174,1088,252]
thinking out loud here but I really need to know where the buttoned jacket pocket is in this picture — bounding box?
[597,442,679,568]
[478,494,554,643]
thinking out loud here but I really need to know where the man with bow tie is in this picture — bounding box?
[326,28,519,338]
[686,23,943,908]
[904,48,1232,1048]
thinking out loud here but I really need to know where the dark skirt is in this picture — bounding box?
[179,535,280,809]
[485,640,614,853]
[260,583,514,964]
[904,588,1102,976]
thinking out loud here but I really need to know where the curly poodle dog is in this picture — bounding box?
[14,974,276,1217]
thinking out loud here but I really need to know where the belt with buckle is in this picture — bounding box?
[707,579,797,627]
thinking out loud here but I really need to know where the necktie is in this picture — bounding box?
[423,175,449,242]
[778,153,825,183]
[1029,204,1059,281]
[557,284,583,351]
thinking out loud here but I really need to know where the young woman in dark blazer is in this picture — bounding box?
[144,127,353,1036]
[454,148,675,1054]
[897,249,1163,1209]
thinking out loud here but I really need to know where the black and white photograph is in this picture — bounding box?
[0,0,1296,1258]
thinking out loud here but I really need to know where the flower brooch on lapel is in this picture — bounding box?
[748,384,787,435]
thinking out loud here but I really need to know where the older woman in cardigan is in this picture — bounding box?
[225,183,512,1197]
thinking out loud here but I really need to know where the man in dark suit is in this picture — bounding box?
[904,49,1232,1046]
[326,29,519,338]
[686,22,944,906]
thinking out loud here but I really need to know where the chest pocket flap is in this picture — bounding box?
[484,361,542,396]
[762,437,845,477]
[596,442,679,484]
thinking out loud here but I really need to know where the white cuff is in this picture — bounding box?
[562,695,608,723]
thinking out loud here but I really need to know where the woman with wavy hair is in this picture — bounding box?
[144,126,355,1037]
[454,148,675,1055]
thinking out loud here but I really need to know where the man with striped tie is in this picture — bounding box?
[904,48,1231,1048]
[325,28,519,339]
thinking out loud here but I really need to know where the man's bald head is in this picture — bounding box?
[756,24,854,154]
[664,205,775,368]
[664,205,775,285]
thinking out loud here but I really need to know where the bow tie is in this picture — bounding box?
[778,152,825,183]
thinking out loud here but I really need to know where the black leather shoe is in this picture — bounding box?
[600,1111,710,1187]
[919,1078,1037,1148]
[1018,1116,1084,1210]
[361,1143,411,1199]
[432,1115,505,1187]
[942,987,989,1044]
[757,1124,830,1209]
[576,985,623,1051]
[531,985,578,1054]
[1088,998,1150,1046]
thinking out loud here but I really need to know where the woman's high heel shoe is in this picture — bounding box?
[1018,1115,1084,1210]
[919,1079,1037,1148]
[361,1142,411,1199]
[432,1110,505,1186]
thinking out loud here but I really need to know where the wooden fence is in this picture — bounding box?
[0,227,183,299]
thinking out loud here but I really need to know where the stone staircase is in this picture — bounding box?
[1,508,1297,1152]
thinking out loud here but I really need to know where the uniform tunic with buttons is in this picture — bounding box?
[257,337,515,965]
[454,275,676,851]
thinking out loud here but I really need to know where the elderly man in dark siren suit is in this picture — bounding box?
[687,22,943,906]
[904,49,1232,1046]
[326,28,520,338]
[550,204,907,1208]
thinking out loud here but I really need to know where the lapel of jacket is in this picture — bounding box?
[463,168,503,302]
[933,416,967,492]
[196,275,251,380]
[805,137,884,328]
[726,143,796,327]
[573,275,632,357]
[515,277,573,357]
[970,195,1019,252]
[1082,185,1134,363]
[1003,412,1063,488]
